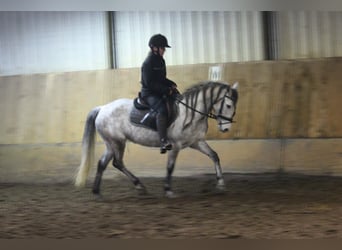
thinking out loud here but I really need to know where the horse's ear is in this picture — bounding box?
[232,82,239,89]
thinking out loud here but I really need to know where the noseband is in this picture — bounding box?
[214,94,236,125]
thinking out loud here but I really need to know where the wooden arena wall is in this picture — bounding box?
[0,57,341,182]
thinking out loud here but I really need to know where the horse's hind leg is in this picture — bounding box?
[112,141,147,194]
[92,147,114,195]
[190,140,225,190]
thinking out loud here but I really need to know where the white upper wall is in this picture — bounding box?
[114,11,265,68]
[277,11,342,59]
[0,11,341,75]
[0,12,110,76]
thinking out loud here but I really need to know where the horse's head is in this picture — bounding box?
[212,82,239,132]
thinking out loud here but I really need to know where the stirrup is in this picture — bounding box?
[160,139,172,154]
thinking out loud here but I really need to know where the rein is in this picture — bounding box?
[175,93,236,124]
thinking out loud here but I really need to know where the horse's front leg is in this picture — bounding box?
[190,140,226,190]
[164,148,180,198]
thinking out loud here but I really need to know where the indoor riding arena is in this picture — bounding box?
[1,11,342,239]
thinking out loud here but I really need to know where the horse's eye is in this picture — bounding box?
[226,104,232,109]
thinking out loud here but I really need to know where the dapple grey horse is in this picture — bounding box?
[75,81,238,198]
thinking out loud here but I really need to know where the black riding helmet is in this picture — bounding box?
[148,34,171,48]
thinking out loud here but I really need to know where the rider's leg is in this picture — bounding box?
[156,112,172,154]
[145,95,173,154]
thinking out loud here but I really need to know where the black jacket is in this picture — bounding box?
[140,52,174,98]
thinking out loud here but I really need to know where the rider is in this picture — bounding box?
[140,34,180,154]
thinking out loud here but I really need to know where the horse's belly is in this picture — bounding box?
[124,124,160,147]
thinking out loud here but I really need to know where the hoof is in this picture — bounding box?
[216,179,226,191]
[215,186,226,194]
[93,193,104,202]
[165,191,178,198]
[135,184,147,195]
[92,188,100,195]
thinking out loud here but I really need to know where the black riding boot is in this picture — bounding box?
[156,113,172,154]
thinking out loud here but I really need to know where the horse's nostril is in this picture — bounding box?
[223,128,229,132]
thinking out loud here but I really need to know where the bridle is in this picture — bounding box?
[216,94,236,125]
[176,90,236,125]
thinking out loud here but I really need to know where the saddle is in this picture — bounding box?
[129,94,178,131]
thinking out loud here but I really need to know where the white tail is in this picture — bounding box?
[75,107,101,187]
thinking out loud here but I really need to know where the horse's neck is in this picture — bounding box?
[196,88,222,114]
[177,91,214,130]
